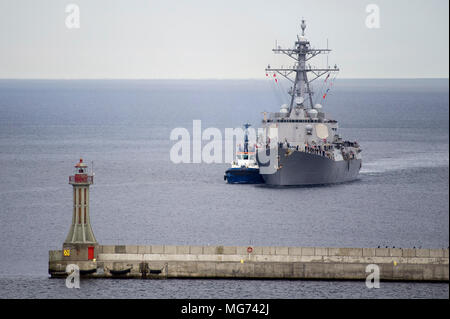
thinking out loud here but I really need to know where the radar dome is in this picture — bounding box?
[295,97,304,105]
[280,104,289,113]
[314,104,323,110]
[307,109,318,118]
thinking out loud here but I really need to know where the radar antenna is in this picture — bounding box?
[265,19,339,114]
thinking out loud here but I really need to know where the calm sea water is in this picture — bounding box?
[0,79,448,298]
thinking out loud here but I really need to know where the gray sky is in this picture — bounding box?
[0,0,448,79]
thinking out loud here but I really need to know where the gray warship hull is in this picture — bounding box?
[254,20,362,186]
[257,149,361,186]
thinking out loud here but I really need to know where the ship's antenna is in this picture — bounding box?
[266,18,339,113]
[243,123,251,153]
[326,38,329,68]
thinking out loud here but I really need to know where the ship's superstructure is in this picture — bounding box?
[256,20,362,185]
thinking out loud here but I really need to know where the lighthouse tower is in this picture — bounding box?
[64,159,97,245]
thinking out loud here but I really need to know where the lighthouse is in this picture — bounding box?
[63,159,98,261]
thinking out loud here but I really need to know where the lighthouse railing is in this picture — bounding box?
[69,175,94,184]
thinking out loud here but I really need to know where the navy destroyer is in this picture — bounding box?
[256,20,362,186]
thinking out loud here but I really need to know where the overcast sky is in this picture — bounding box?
[0,0,448,79]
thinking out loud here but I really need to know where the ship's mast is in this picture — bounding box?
[266,19,339,114]
[243,123,251,153]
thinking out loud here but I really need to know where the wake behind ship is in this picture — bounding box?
[256,20,362,186]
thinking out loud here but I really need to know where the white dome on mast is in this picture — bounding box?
[295,96,304,106]
[307,109,318,118]
[280,104,289,113]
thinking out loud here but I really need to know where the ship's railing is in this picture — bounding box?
[264,118,338,124]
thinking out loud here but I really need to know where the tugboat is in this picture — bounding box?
[256,20,362,186]
[224,124,264,184]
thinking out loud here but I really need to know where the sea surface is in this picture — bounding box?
[0,79,448,298]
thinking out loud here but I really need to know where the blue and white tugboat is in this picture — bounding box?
[224,124,264,184]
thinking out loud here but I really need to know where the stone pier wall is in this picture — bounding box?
[48,245,449,282]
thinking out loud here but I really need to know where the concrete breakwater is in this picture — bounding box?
[49,244,449,282]
[49,160,449,282]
